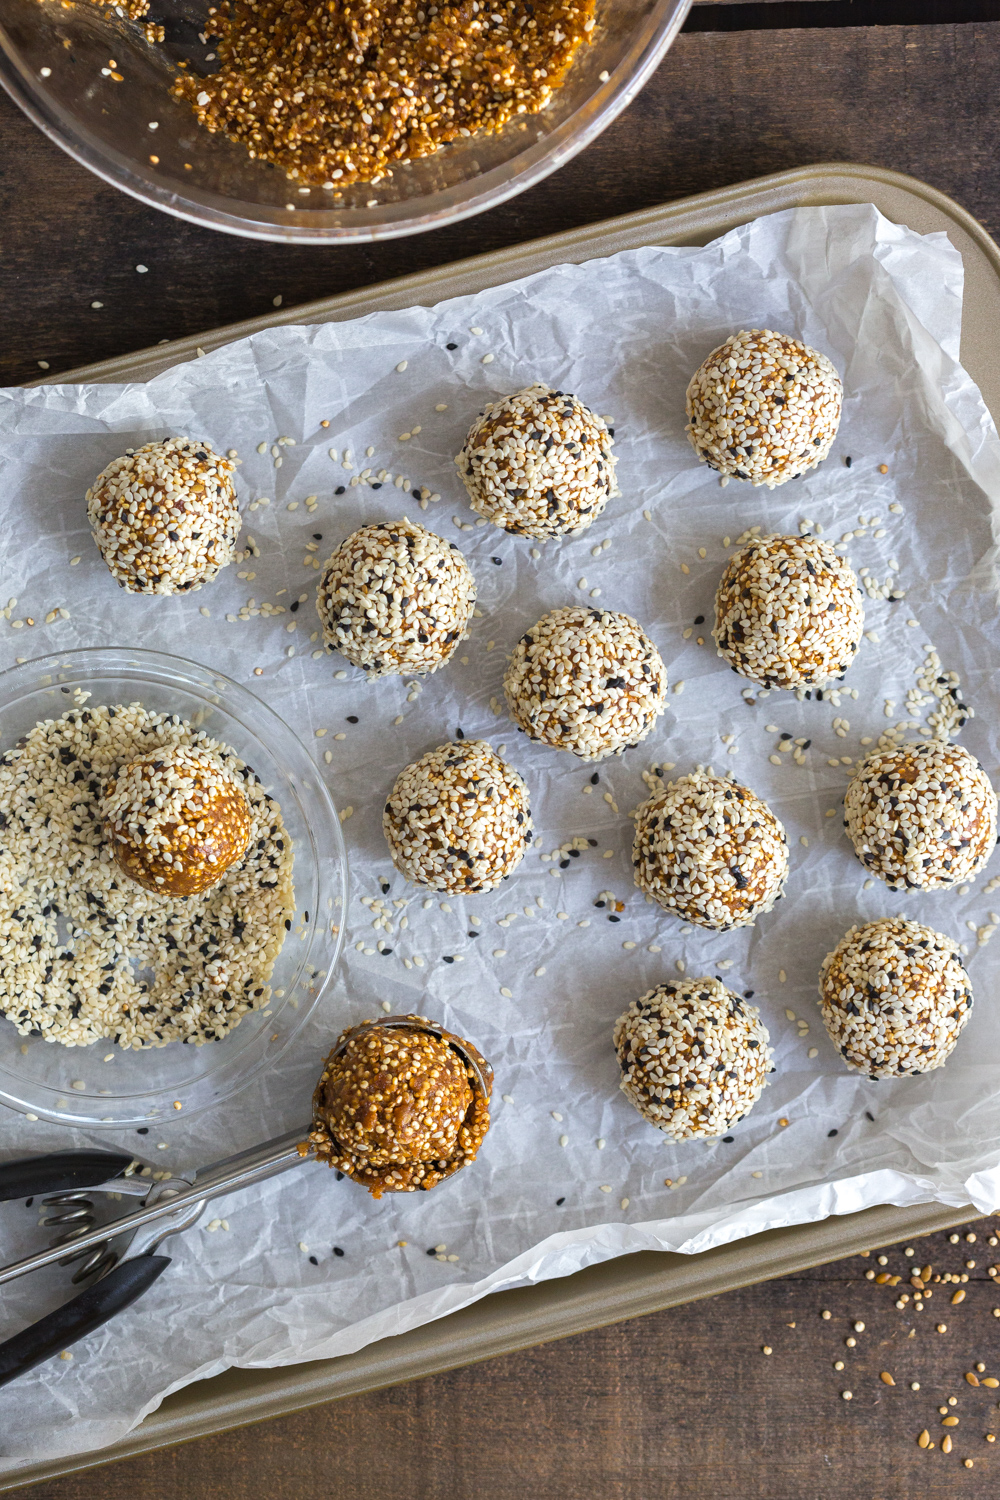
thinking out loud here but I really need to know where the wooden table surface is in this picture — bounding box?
[6,9,1000,1498]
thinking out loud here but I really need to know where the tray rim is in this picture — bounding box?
[6,158,999,1493]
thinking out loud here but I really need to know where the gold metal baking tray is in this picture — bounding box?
[7,162,996,1493]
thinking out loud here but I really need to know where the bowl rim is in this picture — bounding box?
[0,644,350,1128]
[0,0,691,244]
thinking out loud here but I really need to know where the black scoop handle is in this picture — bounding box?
[0,1255,171,1387]
[0,1151,136,1203]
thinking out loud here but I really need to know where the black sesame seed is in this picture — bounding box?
[590,772,599,785]
[827,1128,839,1138]
[335,485,345,495]
[137,1127,149,1135]
[556,1197,565,1206]
[309,1255,318,1265]
[694,615,704,625]
[346,715,359,723]
[333,1246,345,1257]
[446,342,458,350]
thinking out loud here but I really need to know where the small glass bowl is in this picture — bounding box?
[0,0,690,244]
[0,647,348,1129]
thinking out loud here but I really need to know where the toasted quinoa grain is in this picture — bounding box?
[0,704,293,1049]
[614,978,773,1140]
[87,437,240,594]
[844,741,997,890]
[818,916,973,1077]
[317,518,476,679]
[383,739,531,892]
[686,329,842,487]
[632,769,788,931]
[503,605,666,761]
[306,1014,492,1196]
[456,384,617,538]
[170,0,596,188]
[713,533,864,690]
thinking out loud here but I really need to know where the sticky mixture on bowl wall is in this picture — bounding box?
[84,0,599,189]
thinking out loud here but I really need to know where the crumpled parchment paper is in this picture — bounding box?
[2,202,1000,1471]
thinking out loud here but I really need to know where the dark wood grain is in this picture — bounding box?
[6,17,1000,1498]
[3,21,1000,384]
[22,1218,1000,1499]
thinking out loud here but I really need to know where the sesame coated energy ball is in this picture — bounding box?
[633,769,788,931]
[306,1016,493,1197]
[713,533,864,690]
[316,517,476,679]
[844,741,997,891]
[818,916,973,1077]
[383,739,532,893]
[455,383,618,539]
[613,979,773,1140]
[685,329,842,487]
[87,437,241,593]
[102,743,253,897]
[503,606,666,761]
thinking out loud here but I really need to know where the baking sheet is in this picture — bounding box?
[2,199,1000,1473]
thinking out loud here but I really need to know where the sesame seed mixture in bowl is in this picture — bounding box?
[0,648,346,1127]
[5,0,692,241]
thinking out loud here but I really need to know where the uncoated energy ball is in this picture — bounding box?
[101,743,253,897]
[818,916,973,1077]
[503,605,666,761]
[307,1016,493,1197]
[87,437,241,593]
[632,768,788,931]
[613,978,773,1140]
[317,517,476,679]
[383,739,532,893]
[844,740,997,890]
[713,533,864,690]
[685,329,842,487]
[455,383,618,538]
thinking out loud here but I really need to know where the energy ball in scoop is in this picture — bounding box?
[383,739,532,893]
[317,517,476,679]
[633,769,788,931]
[614,979,773,1140]
[306,1015,493,1197]
[685,329,842,487]
[818,916,973,1077]
[102,743,253,897]
[455,383,618,538]
[503,606,666,761]
[844,740,997,890]
[714,533,864,690]
[87,437,241,593]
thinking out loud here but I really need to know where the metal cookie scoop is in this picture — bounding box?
[0,1015,492,1387]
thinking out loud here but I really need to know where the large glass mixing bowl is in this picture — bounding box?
[0,647,348,1129]
[0,0,690,244]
